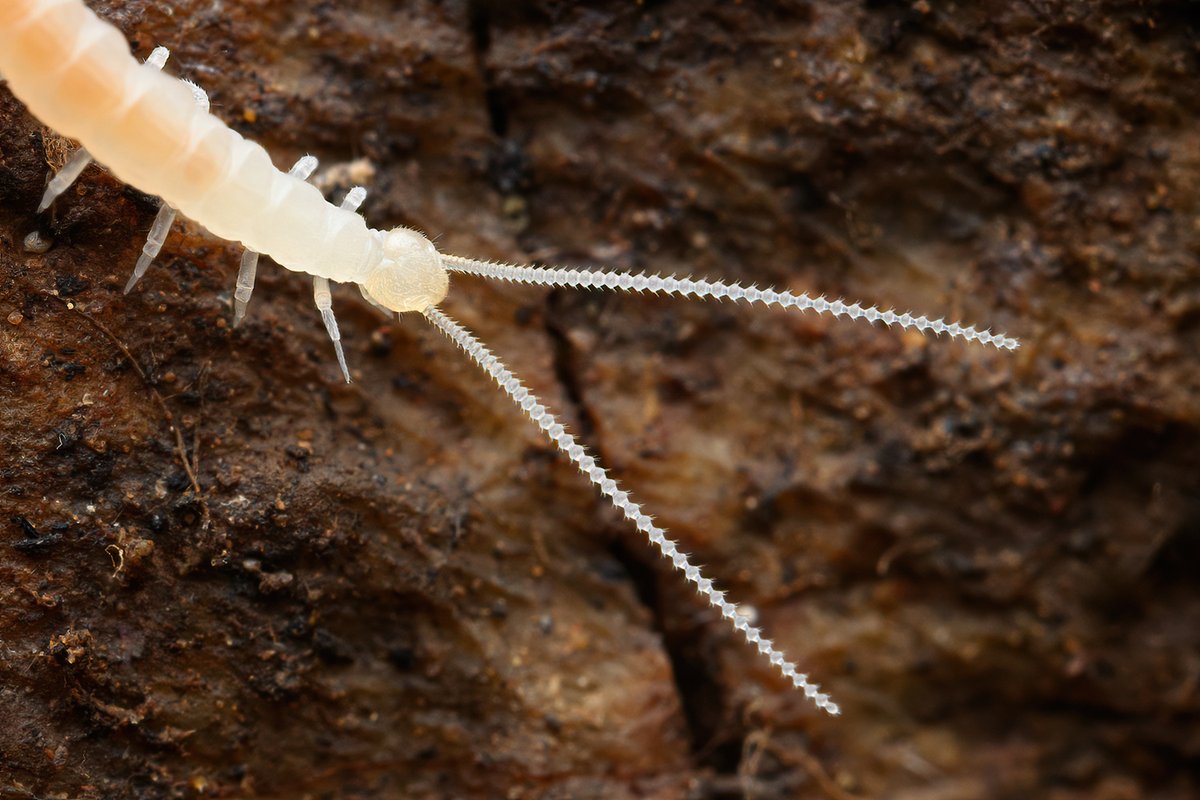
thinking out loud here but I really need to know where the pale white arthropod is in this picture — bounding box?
[0,0,1020,718]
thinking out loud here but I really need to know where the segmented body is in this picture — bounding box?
[0,0,378,282]
[0,0,1021,720]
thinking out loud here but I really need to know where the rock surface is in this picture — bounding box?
[1,1,1197,798]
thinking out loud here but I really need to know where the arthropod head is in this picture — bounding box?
[362,227,449,314]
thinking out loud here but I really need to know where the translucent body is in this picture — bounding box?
[2,0,1021,718]
[0,0,447,311]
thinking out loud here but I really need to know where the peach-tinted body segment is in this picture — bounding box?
[0,0,48,28]
[0,0,383,283]
[174,117,236,206]
[105,73,199,180]
[53,33,131,124]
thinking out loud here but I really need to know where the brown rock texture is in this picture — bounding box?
[2,1,1198,798]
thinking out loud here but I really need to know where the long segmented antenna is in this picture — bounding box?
[441,255,1020,351]
[423,305,840,715]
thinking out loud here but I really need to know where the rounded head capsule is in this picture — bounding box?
[362,227,449,313]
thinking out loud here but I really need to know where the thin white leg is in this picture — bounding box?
[231,155,319,326]
[182,79,210,113]
[309,185,370,382]
[340,186,367,213]
[38,48,171,214]
[124,203,178,293]
[313,277,350,383]
[38,148,94,212]
[357,284,393,317]
[231,249,260,328]
[145,46,170,70]
[124,52,216,294]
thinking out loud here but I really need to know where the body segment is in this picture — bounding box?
[0,0,379,283]
[1,0,1020,721]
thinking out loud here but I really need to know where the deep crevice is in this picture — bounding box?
[542,292,598,439]
[473,0,744,771]
[466,0,509,138]
[541,292,738,769]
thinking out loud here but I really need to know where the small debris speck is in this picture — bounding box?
[23,231,52,254]
[55,274,89,296]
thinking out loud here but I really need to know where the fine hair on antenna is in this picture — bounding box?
[0,0,1021,719]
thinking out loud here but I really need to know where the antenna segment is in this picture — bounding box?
[423,305,842,716]
[441,255,1020,351]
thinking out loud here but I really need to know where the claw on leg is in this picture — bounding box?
[123,53,214,293]
[125,202,178,293]
[231,155,320,326]
[300,185,372,380]
[313,277,350,383]
[38,148,93,213]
